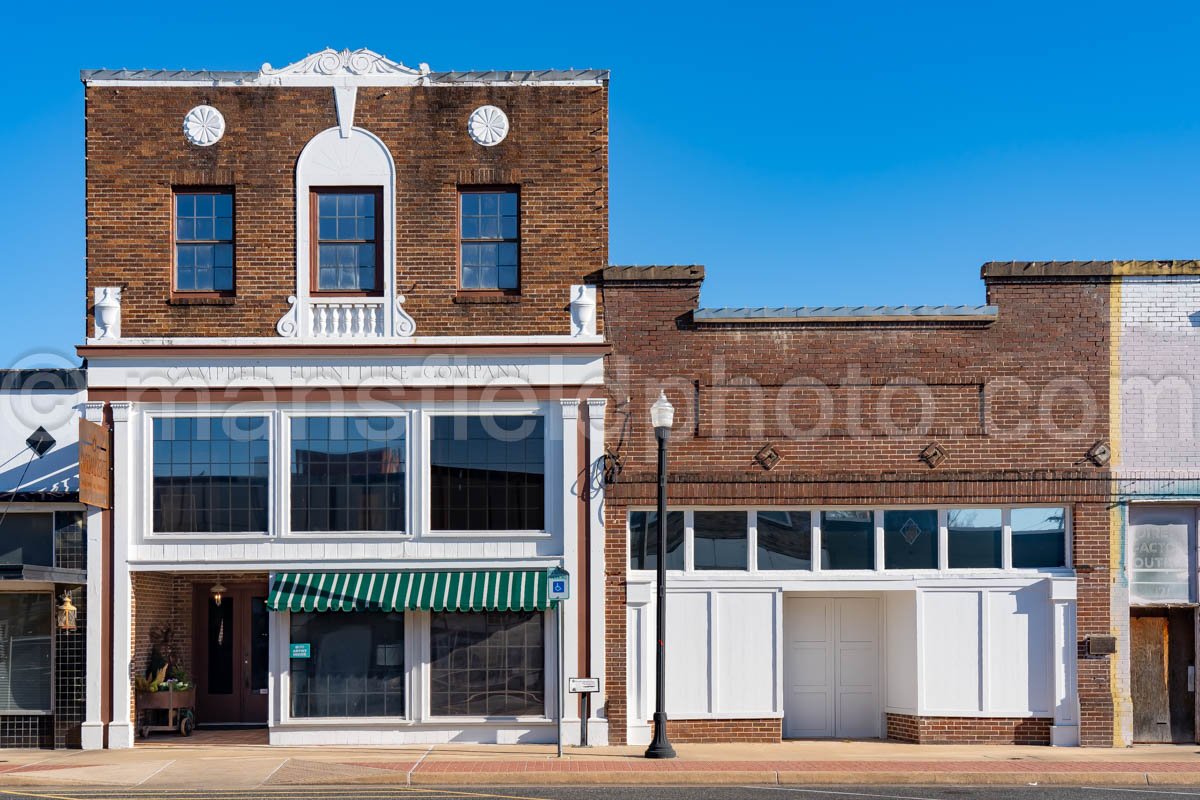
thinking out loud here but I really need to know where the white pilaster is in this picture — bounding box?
[1050,578,1080,746]
[108,401,134,748]
[558,399,581,743]
[585,397,609,744]
[80,401,106,750]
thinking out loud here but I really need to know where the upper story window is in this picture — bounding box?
[152,417,270,534]
[430,415,544,532]
[290,416,407,533]
[313,189,382,295]
[460,189,519,291]
[174,190,234,293]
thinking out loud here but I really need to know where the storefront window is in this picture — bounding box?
[1011,507,1067,568]
[289,611,405,718]
[0,514,52,567]
[430,611,544,717]
[948,509,1002,569]
[628,511,685,570]
[430,416,545,531]
[290,416,406,532]
[0,594,51,712]
[53,511,85,570]
[820,511,875,570]
[694,511,748,570]
[152,416,270,533]
[883,510,938,569]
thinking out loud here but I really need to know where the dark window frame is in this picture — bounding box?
[172,187,235,297]
[310,186,385,297]
[457,186,520,294]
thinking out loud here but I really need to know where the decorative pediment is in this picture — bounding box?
[260,48,428,81]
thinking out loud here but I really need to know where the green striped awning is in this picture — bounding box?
[266,570,552,613]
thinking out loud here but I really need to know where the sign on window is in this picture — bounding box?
[1131,522,1193,604]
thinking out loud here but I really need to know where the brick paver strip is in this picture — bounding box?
[345,759,1200,774]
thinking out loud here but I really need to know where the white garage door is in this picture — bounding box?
[783,596,881,739]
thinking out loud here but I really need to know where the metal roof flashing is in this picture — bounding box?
[693,305,998,324]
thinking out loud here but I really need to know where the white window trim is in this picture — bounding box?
[627,504,1073,578]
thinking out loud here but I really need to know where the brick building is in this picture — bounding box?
[598,261,1200,748]
[78,49,609,748]
[70,45,1199,752]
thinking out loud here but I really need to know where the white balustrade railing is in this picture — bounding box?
[308,299,386,338]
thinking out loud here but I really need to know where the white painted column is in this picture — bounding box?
[108,401,134,748]
[558,399,581,744]
[1050,577,1080,746]
[585,397,609,745]
[80,401,106,750]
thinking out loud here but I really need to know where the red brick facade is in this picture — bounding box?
[885,714,1052,745]
[665,718,782,743]
[84,83,607,339]
[600,265,1116,746]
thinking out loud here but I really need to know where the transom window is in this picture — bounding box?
[174,190,233,292]
[460,190,519,290]
[430,415,545,532]
[313,189,381,294]
[290,416,406,533]
[152,417,270,533]
[627,507,1069,572]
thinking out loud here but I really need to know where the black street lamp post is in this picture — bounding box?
[645,390,677,759]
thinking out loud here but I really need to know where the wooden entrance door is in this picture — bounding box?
[1131,609,1196,743]
[193,583,270,725]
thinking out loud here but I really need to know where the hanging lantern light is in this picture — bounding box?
[57,592,78,631]
[210,581,226,607]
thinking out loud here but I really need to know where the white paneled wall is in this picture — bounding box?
[884,592,917,713]
[920,586,1052,716]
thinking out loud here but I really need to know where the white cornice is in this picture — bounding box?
[259,48,430,87]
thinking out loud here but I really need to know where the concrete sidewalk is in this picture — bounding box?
[1,737,1200,789]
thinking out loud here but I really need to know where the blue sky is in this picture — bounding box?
[5,1,1200,367]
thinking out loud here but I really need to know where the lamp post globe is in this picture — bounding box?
[645,389,677,759]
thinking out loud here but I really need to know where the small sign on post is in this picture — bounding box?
[547,566,570,757]
[570,677,600,747]
[569,677,599,694]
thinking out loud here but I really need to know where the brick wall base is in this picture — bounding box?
[886,713,1052,745]
[658,718,782,743]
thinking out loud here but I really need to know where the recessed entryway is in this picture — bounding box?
[783,595,881,738]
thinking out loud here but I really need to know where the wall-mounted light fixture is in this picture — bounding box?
[210,581,227,607]
[57,592,78,631]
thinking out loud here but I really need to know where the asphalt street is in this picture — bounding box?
[2,787,1200,800]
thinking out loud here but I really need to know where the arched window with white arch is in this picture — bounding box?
[276,126,414,338]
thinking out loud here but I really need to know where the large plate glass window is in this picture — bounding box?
[313,189,381,294]
[947,508,1002,569]
[0,594,51,712]
[820,511,875,570]
[288,611,405,717]
[290,416,406,533]
[0,514,53,568]
[429,610,544,716]
[694,511,748,570]
[1011,507,1067,568]
[174,190,234,293]
[460,189,519,290]
[883,510,938,569]
[756,510,813,570]
[628,511,684,570]
[430,416,544,531]
[152,416,270,533]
